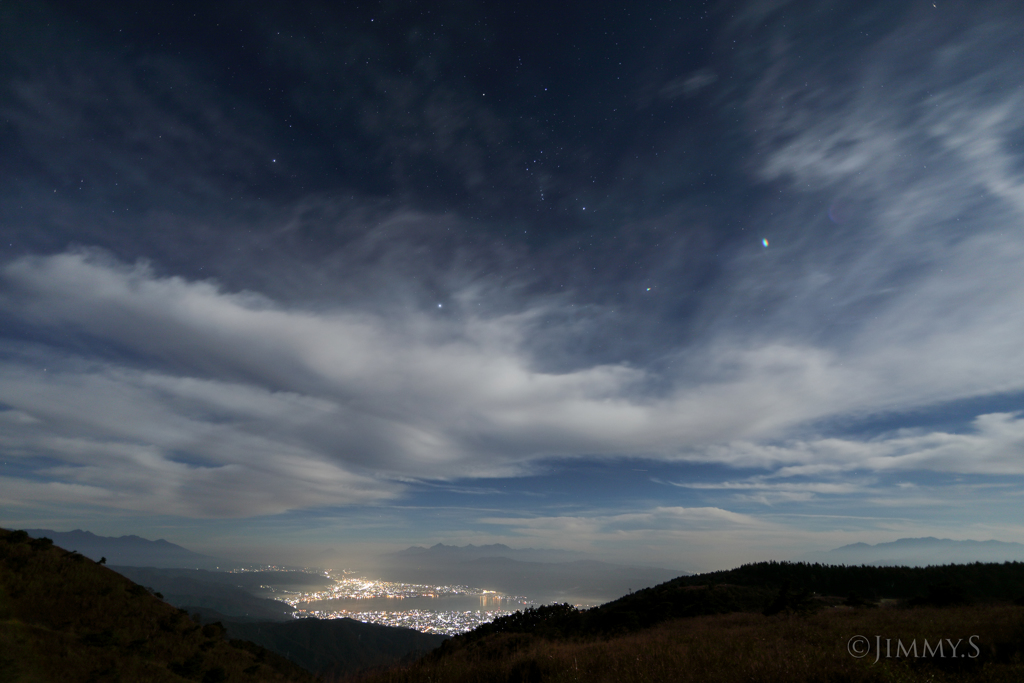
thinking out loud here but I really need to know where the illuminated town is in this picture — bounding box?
[292,607,520,636]
[281,572,533,636]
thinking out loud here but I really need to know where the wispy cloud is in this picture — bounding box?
[480,506,771,534]
[662,477,871,506]
[2,239,1024,518]
[730,412,1024,477]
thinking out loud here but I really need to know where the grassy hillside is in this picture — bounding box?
[351,605,1024,683]
[437,561,1024,645]
[348,561,1024,683]
[0,527,314,682]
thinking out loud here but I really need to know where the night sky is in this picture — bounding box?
[2,0,1023,571]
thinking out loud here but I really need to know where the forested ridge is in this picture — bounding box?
[669,560,1024,601]
[448,560,1024,644]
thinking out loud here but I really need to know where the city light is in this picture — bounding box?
[281,573,532,635]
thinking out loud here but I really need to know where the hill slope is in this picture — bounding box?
[0,527,313,682]
[358,606,1024,683]
[442,560,1024,645]
[111,566,297,621]
[356,561,1024,683]
[221,618,446,679]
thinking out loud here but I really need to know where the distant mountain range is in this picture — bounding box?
[23,528,223,569]
[379,543,685,604]
[800,537,1024,566]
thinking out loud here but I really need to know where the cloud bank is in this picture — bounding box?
[2,234,1023,519]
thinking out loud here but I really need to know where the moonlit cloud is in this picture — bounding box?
[738,412,1024,477]
[1,235,1023,520]
[481,506,770,533]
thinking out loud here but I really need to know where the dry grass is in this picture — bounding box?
[0,528,314,682]
[348,604,1024,683]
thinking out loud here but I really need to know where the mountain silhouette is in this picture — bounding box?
[801,537,1024,566]
[23,528,223,569]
